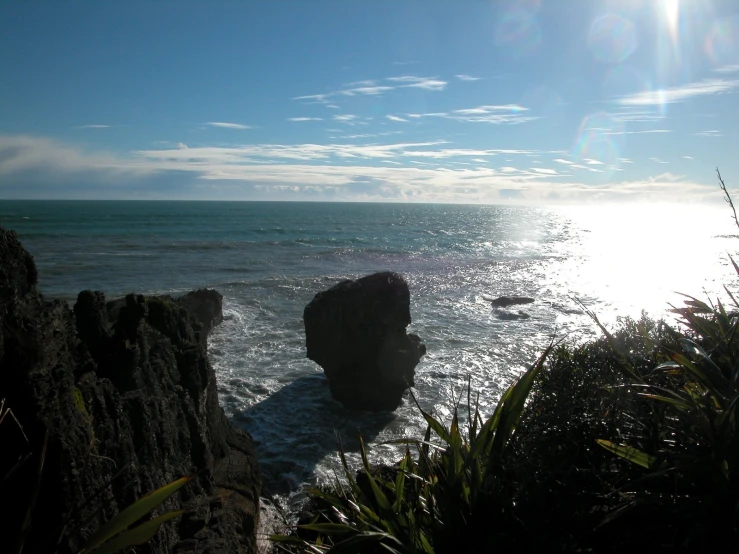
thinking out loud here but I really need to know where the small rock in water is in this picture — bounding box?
[487,295,535,308]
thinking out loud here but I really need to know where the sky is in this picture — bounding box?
[0,0,738,204]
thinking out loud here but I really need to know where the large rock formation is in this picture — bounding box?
[0,228,260,553]
[303,271,426,411]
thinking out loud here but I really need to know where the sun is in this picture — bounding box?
[662,0,681,46]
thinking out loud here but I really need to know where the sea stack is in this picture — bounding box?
[303,271,426,411]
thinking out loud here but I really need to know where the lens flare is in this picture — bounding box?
[705,15,739,68]
[602,65,650,98]
[520,85,565,127]
[587,14,638,64]
[572,113,622,175]
[495,1,542,57]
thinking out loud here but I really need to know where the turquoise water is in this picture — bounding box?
[2,199,737,500]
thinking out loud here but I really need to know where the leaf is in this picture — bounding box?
[596,440,658,469]
[270,534,327,554]
[88,511,185,554]
[80,475,193,553]
[358,436,392,514]
[729,253,739,278]
[654,361,681,371]
[638,393,694,412]
[327,531,401,554]
[671,352,728,399]
[489,344,552,459]
[467,386,508,463]
[297,523,356,535]
[410,395,452,445]
[393,452,408,513]
[680,338,725,379]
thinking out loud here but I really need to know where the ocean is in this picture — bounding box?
[2,199,737,505]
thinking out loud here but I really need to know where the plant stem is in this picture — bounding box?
[717,168,739,232]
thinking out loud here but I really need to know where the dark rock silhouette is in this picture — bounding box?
[0,228,260,554]
[303,271,426,411]
[487,295,535,308]
[177,288,224,341]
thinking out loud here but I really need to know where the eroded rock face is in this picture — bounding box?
[177,289,224,341]
[303,271,426,411]
[0,228,260,554]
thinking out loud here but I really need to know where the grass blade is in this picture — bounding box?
[88,510,185,554]
[80,475,193,553]
[596,439,658,469]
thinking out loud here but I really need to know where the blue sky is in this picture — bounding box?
[1,0,738,203]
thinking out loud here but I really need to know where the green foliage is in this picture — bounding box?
[592,272,739,548]
[73,387,90,418]
[78,475,193,554]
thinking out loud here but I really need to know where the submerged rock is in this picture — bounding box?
[495,310,531,321]
[0,228,260,553]
[303,271,426,411]
[488,295,535,308]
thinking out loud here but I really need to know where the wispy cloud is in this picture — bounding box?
[604,129,671,135]
[650,157,669,164]
[386,115,409,123]
[618,78,739,106]
[329,131,403,140]
[408,105,537,125]
[696,130,722,137]
[552,158,606,173]
[137,140,451,162]
[455,74,481,81]
[288,117,323,122]
[683,155,694,160]
[609,109,664,123]
[345,86,394,95]
[715,64,739,74]
[206,122,252,129]
[75,124,111,129]
[333,114,359,123]
[345,80,377,87]
[386,76,447,91]
[294,93,332,103]
[294,75,447,105]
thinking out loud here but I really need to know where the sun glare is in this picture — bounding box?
[663,0,681,48]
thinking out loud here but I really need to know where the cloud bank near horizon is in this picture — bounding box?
[0,134,723,205]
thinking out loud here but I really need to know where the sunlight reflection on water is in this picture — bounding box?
[552,203,739,325]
